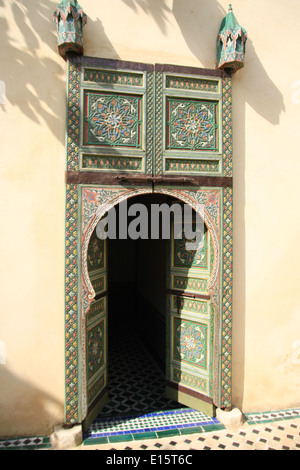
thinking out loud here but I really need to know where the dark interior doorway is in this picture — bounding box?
[101,194,181,416]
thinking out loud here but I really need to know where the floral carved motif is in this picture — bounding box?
[167,98,218,151]
[85,92,142,148]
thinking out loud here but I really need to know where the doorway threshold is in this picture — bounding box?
[83,407,224,445]
[83,322,224,445]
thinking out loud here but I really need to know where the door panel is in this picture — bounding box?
[83,229,108,430]
[166,218,216,416]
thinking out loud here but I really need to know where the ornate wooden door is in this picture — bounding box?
[64,56,233,426]
[83,228,108,429]
[166,216,216,416]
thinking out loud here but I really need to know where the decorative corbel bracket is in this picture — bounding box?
[53,0,87,60]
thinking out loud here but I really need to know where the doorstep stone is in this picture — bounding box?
[216,407,245,430]
[50,424,83,449]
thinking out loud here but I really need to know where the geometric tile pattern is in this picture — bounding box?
[83,321,223,445]
[65,183,80,424]
[220,187,233,408]
[1,412,300,450]
[245,408,300,425]
[67,63,80,171]
[83,409,224,445]
[82,411,300,450]
[0,436,51,451]
[94,320,181,417]
[222,75,233,177]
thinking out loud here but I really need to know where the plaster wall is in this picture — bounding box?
[0,0,299,437]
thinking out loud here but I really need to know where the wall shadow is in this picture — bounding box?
[82,15,121,61]
[173,0,225,67]
[121,0,172,36]
[0,0,64,139]
[0,368,63,439]
[0,1,123,139]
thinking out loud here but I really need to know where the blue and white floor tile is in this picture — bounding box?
[83,322,224,445]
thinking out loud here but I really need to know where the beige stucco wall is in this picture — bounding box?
[0,0,299,437]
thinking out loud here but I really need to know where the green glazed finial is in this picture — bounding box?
[216,5,247,73]
[53,0,87,60]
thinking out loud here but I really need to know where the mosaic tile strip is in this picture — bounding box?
[82,154,143,172]
[222,76,233,177]
[83,68,144,87]
[65,183,79,424]
[67,62,81,171]
[166,75,219,93]
[220,187,233,408]
[0,436,51,451]
[245,408,300,425]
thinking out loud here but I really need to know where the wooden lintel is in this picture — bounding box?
[65,171,233,188]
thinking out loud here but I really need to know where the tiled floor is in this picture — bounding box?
[93,320,181,417]
[83,320,225,445]
[80,415,300,451]
[1,321,300,450]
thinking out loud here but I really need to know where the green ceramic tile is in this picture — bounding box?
[83,436,108,445]
[156,429,180,438]
[179,426,204,435]
[202,424,225,432]
[109,434,134,443]
[133,432,157,440]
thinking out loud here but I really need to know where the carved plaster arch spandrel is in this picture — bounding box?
[81,186,221,317]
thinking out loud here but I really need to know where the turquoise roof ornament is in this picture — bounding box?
[216,4,247,72]
[53,0,87,60]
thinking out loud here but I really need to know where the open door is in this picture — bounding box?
[166,214,216,416]
[83,228,108,430]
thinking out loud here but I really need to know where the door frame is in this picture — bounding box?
[64,183,233,425]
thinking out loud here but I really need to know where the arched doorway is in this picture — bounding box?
[81,187,222,429]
